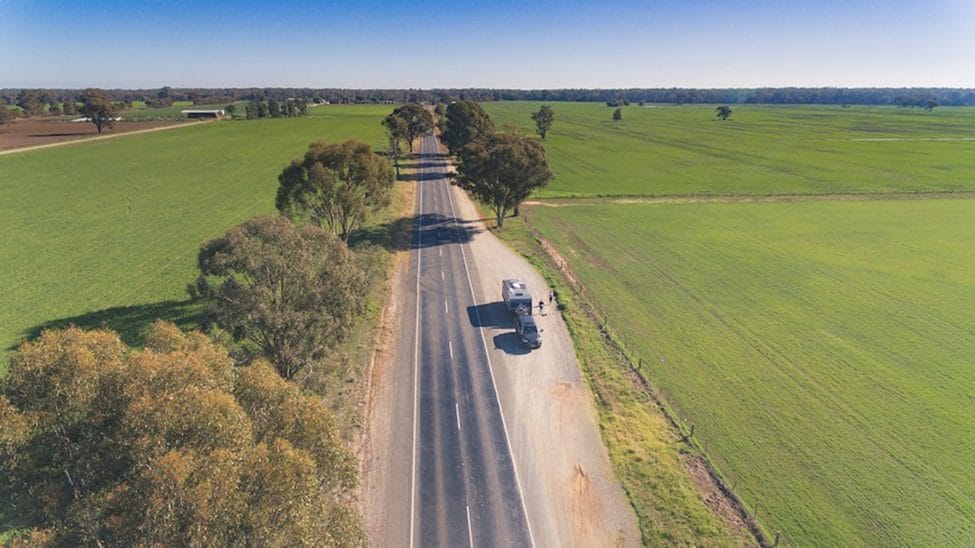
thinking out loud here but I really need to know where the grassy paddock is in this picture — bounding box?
[525,198,975,546]
[0,105,391,374]
[482,102,975,197]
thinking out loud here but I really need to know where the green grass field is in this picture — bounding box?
[482,102,975,544]
[525,198,975,546]
[483,102,975,197]
[0,105,390,373]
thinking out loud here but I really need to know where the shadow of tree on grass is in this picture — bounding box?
[13,299,203,351]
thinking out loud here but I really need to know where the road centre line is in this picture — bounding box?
[449,340,454,359]
[444,300,449,314]
[442,270,445,280]
[456,403,461,431]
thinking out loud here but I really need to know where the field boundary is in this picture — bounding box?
[532,224,773,547]
[525,189,975,207]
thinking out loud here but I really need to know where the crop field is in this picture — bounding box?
[0,105,390,374]
[482,102,975,198]
[525,198,975,546]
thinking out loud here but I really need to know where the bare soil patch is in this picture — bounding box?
[680,454,754,541]
[0,118,189,152]
[524,190,975,208]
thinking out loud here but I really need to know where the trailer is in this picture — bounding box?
[501,279,533,316]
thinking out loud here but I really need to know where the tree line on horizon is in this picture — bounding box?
[3,86,975,109]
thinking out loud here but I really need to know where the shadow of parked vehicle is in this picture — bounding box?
[493,332,532,356]
[466,301,513,329]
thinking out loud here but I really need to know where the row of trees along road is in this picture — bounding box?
[438,101,555,228]
[275,140,396,243]
[194,216,370,380]
[382,103,435,171]
[200,137,395,381]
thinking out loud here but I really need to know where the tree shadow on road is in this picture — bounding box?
[348,212,482,253]
[396,171,454,182]
[412,213,481,249]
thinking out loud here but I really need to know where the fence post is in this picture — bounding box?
[774,532,781,547]
[689,424,695,438]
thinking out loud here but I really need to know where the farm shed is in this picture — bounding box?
[181,109,225,119]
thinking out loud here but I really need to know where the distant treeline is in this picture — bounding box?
[3,86,975,107]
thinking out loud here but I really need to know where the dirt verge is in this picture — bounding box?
[524,190,975,207]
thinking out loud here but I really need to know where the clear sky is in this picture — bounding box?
[1,0,972,89]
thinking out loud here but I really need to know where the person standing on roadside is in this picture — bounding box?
[538,299,545,316]
[548,290,555,304]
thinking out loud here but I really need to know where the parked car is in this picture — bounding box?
[515,313,542,349]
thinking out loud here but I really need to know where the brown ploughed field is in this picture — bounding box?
[0,118,186,151]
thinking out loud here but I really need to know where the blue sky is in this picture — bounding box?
[1,0,972,88]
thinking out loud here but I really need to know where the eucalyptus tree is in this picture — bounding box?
[455,133,553,228]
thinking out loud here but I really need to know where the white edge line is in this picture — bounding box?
[444,168,537,548]
[409,142,424,548]
[466,504,474,548]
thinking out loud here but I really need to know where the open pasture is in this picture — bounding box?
[483,102,975,198]
[0,105,390,372]
[528,197,975,546]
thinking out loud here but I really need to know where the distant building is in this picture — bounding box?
[181,109,225,119]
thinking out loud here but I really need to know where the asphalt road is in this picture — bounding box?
[407,135,533,547]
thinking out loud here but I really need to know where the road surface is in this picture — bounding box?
[362,134,640,547]
[409,136,533,546]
